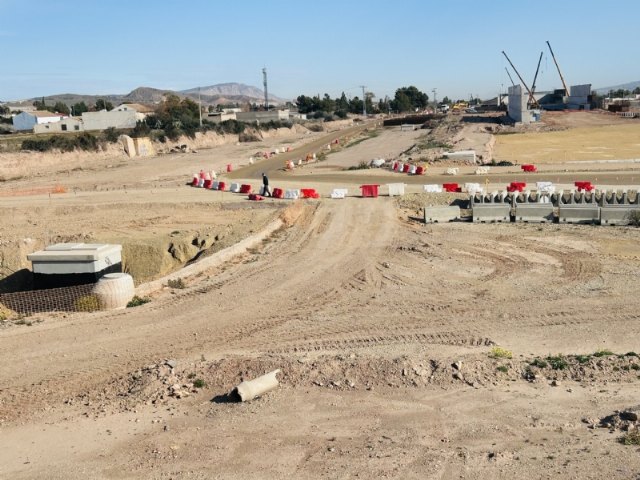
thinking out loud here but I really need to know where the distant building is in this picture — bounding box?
[13,110,68,131]
[206,111,238,123]
[81,103,152,131]
[236,110,291,123]
[34,117,83,134]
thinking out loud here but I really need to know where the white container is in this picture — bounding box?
[423,184,443,193]
[331,188,348,199]
[285,189,300,199]
[230,183,240,193]
[445,167,459,175]
[211,181,219,190]
[408,165,417,175]
[92,273,135,310]
[387,183,405,196]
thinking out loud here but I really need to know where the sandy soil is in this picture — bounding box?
[2,113,640,478]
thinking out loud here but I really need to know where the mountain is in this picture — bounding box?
[180,82,288,104]
[594,80,640,94]
[19,83,287,108]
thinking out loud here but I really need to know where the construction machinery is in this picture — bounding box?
[502,50,538,107]
[546,40,569,96]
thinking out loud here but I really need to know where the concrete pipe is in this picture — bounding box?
[233,369,281,402]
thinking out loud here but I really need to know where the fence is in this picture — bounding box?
[0,283,99,316]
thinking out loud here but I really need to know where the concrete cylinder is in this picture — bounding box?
[234,369,281,402]
[93,273,135,310]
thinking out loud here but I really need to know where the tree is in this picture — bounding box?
[72,101,89,116]
[0,105,9,115]
[296,95,316,114]
[633,87,640,95]
[391,86,429,112]
[348,96,364,114]
[95,99,114,111]
[53,101,70,115]
[336,92,349,112]
[441,96,451,105]
[320,94,335,113]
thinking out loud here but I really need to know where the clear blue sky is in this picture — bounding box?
[1,0,639,102]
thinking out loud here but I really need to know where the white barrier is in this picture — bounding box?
[211,181,219,190]
[285,189,300,199]
[331,188,348,199]
[370,158,385,168]
[424,184,443,193]
[197,178,204,188]
[230,183,240,193]
[387,183,405,197]
[445,167,459,175]
[475,166,490,175]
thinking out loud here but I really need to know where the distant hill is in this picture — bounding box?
[594,80,640,94]
[19,83,287,109]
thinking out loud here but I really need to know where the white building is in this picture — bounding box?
[34,116,83,134]
[81,103,152,131]
[12,110,67,131]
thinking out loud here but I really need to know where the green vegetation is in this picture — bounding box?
[167,278,186,289]
[593,349,614,358]
[496,365,509,373]
[126,296,150,308]
[620,430,640,445]
[21,132,102,153]
[193,378,206,388]
[74,294,100,312]
[530,358,548,368]
[346,161,371,171]
[546,355,569,370]
[418,138,453,150]
[489,346,513,359]
[574,354,591,364]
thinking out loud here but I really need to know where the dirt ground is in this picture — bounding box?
[2,114,640,479]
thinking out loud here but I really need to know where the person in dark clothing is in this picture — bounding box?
[261,172,271,197]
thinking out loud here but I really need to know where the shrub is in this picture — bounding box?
[104,127,119,143]
[488,346,513,359]
[167,278,186,289]
[75,294,100,312]
[593,349,614,358]
[496,365,509,373]
[530,358,548,368]
[546,355,569,370]
[306,123,324,132]
[620,430,640,445]
[334,110,348,119]
[574,354,591,364]
[193,378,206,388]
[127,296,150,308]
[346,161,371,171]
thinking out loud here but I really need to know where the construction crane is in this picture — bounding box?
[502,50,538,106]
[504,67,516,87]
[530,51,543,96]
[546,41,569,96]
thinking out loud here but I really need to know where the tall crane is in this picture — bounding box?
[530,51,543,96]
[505,67,516,87]
[546,41,569,96]
[502,50,537,106]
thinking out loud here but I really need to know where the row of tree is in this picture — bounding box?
[296,86,431,116]
[608,87,640,98]
[32,98,114,116]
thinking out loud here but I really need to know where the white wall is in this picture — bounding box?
[81,110,137,131]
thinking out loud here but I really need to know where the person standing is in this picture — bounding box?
[262,172,271,197]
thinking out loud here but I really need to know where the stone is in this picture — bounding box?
[452,361,462,370]
[620,411,639,422]
[165,359,177,369]
[551,380,561,387]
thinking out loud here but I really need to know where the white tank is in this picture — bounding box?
[93,273,135,310]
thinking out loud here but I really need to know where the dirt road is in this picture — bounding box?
[2,196,640,478]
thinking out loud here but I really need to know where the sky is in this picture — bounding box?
[1,0,639,102]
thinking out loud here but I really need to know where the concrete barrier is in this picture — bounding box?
[558,205,600,224]
[514,204,554,223]
[600,205,640,226]
[472,204,510,223]
[424,206,461,223]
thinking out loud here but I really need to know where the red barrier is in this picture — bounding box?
[203,179,212,189]
[191,177,199,187]
[272,188,284,199]
[226,164,232,172]
[521,164,537,172]
[360,185,380,197]
[217,182,226,191]
[416,166,425,175]
[248,194,263,201]
[575,181,594,191]
[402,163,410,173]
[300,188,319,198]
[239,184,252,194]
[393,162,399,171]
[442,183,459,192]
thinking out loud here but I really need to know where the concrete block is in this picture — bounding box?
[600,206,640,226]
[472,204,510,223]
[424,206,460,223]
[515,204,554,223]
[133,137,156,157]
[558,205,600,224]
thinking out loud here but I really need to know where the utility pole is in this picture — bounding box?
[360,85,367,116]
[262,67,269,110]
[198,87,202,128]
[432,88,437,112]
